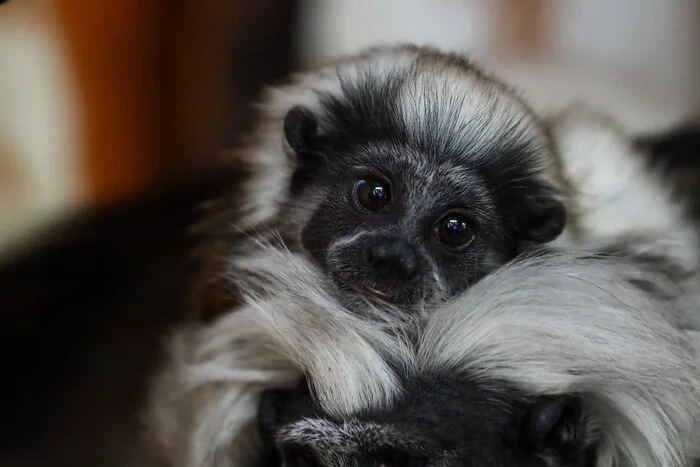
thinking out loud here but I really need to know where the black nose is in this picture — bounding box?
[365,238,419,281]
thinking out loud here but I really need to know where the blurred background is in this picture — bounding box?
[1,0,699,258]
[0,2,699,466]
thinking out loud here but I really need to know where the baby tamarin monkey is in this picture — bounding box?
[145,44,700,466]
[223,46,567,314]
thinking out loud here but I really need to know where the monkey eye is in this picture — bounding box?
[354,178,392,212]
[434,213,475,249]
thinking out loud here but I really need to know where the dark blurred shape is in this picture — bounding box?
[635,119,700,216]
[0,166,244,467]
[55,0,299,205]
[0,0,300,465]
[636,120,700,169]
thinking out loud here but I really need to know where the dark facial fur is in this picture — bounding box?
[257,375,594,467]
[278,55,565,310]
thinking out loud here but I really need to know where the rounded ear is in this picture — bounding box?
[521,197,566,244]
[285,106,328,193]
[284,106,318,154]
[527,398,565,441]
[520,397,595,465]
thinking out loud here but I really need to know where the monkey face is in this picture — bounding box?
[257,376,595,467]
[297,147,512,307]
[282,69,565,308]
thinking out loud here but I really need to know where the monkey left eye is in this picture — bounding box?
[435,213,475,248]
[354,178,392,212]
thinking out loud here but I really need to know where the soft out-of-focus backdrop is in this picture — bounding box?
[1,0,699,258]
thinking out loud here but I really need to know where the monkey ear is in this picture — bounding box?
[284,105,318,154]
[520,197,566,244]
[285,106,328,193]
[519,397,595,466]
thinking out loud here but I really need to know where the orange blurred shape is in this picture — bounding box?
[54,0,165,206]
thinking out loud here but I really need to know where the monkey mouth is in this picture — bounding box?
[330,273,402,304]
[362,283,396,301]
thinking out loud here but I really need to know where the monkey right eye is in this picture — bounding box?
[354,178,392,212]
[434,212,475,249]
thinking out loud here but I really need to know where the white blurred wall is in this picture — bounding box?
[298,0,700,132]
[296,1,495,63]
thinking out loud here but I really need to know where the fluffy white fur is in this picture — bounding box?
[419,245,700,467]
[144,45,700,467]
[147,249,408,466]
[549,105,699,269]
[147,237,700,467]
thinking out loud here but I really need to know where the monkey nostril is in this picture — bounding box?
[373,245,390,261]
[366,244,390,267]
[364,246,376,265]
[402,255,418,280]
